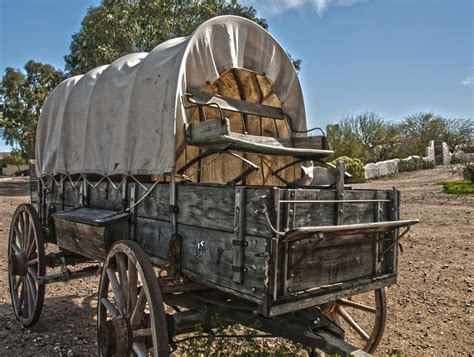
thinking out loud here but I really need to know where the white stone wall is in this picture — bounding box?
[364,159,400,179]
[425,140,435,162]
[441,142,451,165]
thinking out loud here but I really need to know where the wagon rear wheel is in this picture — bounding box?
[321,288,387,354]
[7,203,46,327]
[97,240,170,356]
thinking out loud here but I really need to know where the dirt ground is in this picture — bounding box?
[0,166,472,356]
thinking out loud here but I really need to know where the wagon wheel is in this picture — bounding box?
[97,240,170,356]
[320,288,387,354]
[7,203,46,327]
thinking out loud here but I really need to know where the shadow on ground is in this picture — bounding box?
[0,291,99,355]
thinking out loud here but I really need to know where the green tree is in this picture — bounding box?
[65,0,301,75]
[326,123,368,163]
[442,118,473,151]
[327,112,400,163]
[399,112,446,157]
[0,60,65,160]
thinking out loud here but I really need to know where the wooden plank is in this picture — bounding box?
[186,118,230,145]
[288,189,392,229]
[286,240,374,292]
[136,183,274,238]
[179,223,267,302]
[291,136,329,150]
[269,275,397,317]
[54,219,108,260]
[135,216,267,303]
[335,161,345,225]
[225,133,333,158]
[89,181,124,210]
[186,90,285,120]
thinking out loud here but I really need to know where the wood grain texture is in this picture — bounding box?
[186,90,285,119]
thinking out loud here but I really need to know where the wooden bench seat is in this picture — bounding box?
[185,118,333,159]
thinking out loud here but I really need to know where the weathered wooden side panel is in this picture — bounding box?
[284,189,390,230]
[137,183,273,238]
[134,217,268,303]
[54,220,109,260]
[88,182,123,210]
[179,223,267,303]
[285,236,375,292]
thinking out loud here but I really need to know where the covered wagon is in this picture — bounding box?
[7,15,418,356]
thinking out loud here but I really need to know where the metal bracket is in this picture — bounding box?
[232,187,246,284]
[378,226,410,262]
[232,239,248,247]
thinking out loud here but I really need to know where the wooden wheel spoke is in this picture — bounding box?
[116,253,130,316]
[23,212,30,248]
[17,214,24,249]
[14,276,24,292]
[337,298,376,314]
[26,273,38,304]
[132,341,148,357]
[25,277,34,317]
[128,256,138,310]
[106,267,124,312]
[133,328,152,338]
[13,226,22,250]
[26,226,36,258]
[130,287,146,327]
[11,242,21,255]
[21,212,28,250]
[18,284,25,311]
[100,297,120,318]
[336,306,370,341]
[28,258,39,266]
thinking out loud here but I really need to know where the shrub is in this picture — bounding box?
[463,163,474,182]
[331,156,366,183]
[399,156,434,172]
[422,159,435,170]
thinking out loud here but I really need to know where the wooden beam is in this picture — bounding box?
[186,90,285,120]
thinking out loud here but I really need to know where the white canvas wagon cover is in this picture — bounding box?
[36,15,307,177]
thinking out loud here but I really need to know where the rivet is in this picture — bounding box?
[251,287,257,292]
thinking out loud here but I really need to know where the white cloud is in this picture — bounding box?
[461,76,474,86]
[461,68,474,87]
[244,0,366,16]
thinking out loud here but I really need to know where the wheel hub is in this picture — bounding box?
[9,252,27,276]
[98,316,132,356]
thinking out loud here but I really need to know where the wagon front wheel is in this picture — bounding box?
[97,240,169,356]
[8,203,46,327]
[321,288,387,354]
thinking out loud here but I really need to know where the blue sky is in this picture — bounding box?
[1,0,473,152]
